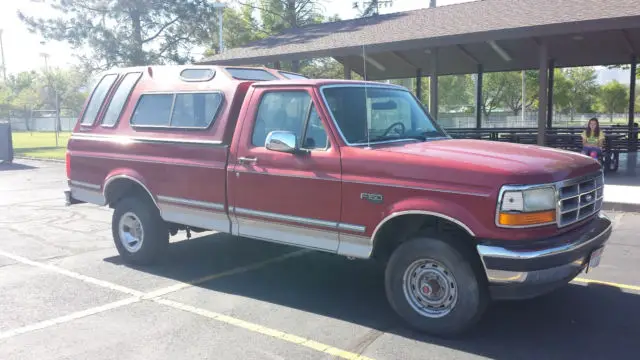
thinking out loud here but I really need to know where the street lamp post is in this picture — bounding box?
[40,48,60,147]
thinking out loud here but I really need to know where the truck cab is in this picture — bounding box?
[65,65,611,336]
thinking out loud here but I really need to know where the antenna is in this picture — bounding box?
[362,44,370,148]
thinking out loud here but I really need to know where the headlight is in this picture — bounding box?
[497,186,556,227]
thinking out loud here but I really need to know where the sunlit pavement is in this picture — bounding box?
[0,159,637,360]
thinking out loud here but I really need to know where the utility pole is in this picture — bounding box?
[522,70,526,124]
[0,29,7,82]
[211,2,226,54]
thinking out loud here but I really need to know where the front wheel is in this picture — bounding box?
[112,196,169,266]
[384,236,488,336]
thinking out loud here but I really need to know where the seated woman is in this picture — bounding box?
[581,117,605,159]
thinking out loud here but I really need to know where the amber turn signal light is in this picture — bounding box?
[499,210,556,226]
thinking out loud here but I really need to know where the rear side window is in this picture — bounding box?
[130,94,174,126]
[80,74,118,126]
[130,92,224,129]
[101,72,142,127]
[171,93,223,128]
[225,68,278,81]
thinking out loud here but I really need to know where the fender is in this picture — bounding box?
[103,168,157,207]
[371,195,487,245]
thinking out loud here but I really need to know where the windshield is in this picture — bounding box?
[321,85,448,145]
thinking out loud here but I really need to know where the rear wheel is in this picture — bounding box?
[112,196,169,265]
[384,235,488,337]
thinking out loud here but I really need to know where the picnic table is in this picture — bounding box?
[444,126,638,173]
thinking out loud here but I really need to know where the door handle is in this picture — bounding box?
[238,157,258,165]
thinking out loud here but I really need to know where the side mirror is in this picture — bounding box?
[266,131,299,153]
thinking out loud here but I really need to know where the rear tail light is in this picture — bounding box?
[66,151,71,179]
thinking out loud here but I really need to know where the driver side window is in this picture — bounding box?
[251,90,329,151]
[301,105,329,150]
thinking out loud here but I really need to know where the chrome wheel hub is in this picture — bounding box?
[118,212,144,253]
[403,259,458,318]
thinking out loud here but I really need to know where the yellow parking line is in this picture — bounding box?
[155,298,375,360]
[573,277,640,292]
[142,249,309,299]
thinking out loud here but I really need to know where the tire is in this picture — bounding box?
[384,235,488,337]
[111,195,169,266]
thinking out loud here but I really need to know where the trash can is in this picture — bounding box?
[0,122,14,164]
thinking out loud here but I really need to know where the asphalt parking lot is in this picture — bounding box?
[1,159,638,360]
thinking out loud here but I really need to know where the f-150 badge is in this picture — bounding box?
[361,193,383,204]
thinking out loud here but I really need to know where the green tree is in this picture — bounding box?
[597,80,629,121]
[552,69,573,114]
[0,68,90,119]
[437,75,473,112]
[500,71,539,115]
[481,72,509,118]
[234,0,331,72]
[18,0,220,70]
[563,67,599,117]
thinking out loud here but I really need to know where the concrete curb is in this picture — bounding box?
[13,156,65,164]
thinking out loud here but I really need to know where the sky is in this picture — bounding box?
[0,0,630,83]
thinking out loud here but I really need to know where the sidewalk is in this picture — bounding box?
[602,153,640,212]
[603,184,640,212]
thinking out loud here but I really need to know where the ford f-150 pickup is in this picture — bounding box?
[65,65,612,336]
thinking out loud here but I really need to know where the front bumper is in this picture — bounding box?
[476,213,612,300]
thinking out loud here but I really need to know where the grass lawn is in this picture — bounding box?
[11,132,71,160]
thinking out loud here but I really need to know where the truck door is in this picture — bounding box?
[229,87,341,252]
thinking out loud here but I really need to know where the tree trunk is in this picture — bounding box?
[130,7,145,66]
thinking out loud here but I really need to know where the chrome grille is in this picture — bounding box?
[557,172,604,227]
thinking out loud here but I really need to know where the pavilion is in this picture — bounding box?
[198,0,640,146]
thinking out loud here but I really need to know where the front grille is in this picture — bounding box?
[557,172,604,227]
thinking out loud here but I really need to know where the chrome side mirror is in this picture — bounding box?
[265,131,298,153]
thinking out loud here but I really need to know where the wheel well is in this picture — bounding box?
[372,214,481,269]
[104,178,156,209]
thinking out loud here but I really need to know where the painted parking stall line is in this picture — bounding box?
[0,248,376,360]
[142,249,310,299]
[573,277,640,292]
[155,298,374,360]
[0,297,140,340]
[0,250,144,297]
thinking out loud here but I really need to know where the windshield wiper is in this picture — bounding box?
[353,135,426,144]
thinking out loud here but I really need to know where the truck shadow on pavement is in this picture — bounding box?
[105,233,638,360]
[0,162,36,172]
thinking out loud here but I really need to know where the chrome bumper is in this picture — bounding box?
[476,213,612,300]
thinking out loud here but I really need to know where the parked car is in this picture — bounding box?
[65,64,612,336]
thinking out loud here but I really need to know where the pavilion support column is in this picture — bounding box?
[476,64,483,129]
[629,55,637,152]
[416,68,422,101]
[537,41,549,146]
[429,48,439,120]
[344,60,352,80]
[547,59,555,129]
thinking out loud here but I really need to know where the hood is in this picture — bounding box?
[373,138,601,184]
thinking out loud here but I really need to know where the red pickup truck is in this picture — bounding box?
[65,65,612,336]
